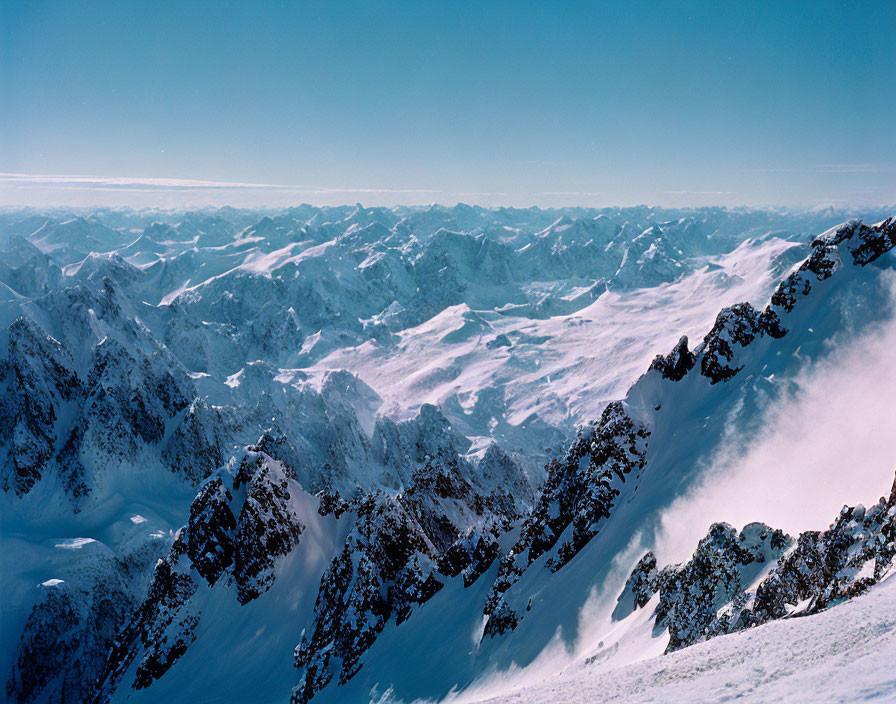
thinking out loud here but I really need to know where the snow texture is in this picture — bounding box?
[1,206,894,704]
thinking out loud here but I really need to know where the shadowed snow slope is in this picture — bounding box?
[2,208,895,704]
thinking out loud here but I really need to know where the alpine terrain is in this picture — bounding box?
[1,205,894,704]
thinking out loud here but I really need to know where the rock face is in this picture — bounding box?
[474,216,896,648]
[483,401,649,637]
[655,523,790,651]
[3,214,895,704]
[292,455,512,704]
[0,308,220,508]
[233,452,306,603]
[624,470,896,653]
[94,451,307,700]
[648,335,695,381]
[6,533,169,704]
[648,217,896,385]
[619,552,658,611]
[293,495,439,702]
[2,316,81,496]
[751,480,896,622]
[698,303,763,383]
[823,216,896,265]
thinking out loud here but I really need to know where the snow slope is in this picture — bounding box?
[286,217,895,704]
[2,207,895,704]
[469,572,896,704]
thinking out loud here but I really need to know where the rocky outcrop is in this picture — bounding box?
[438,527,501,587]
[649,335,696,381]
[1,311,223,505]
[7,535,169,704]
[94,452,306,700]
[8,578,132,704]
[618,552,658,611]
[651,217,896,384]
[624,470,896,653]
[185,476,237,585]
[751,477,896,622]
[2,316,81,495]
[820,216,896,266]
[483,402,649,637]
[161,398,225,484]
[698,303,762,383]
[655,523,790,650]
[292,453,515,704]
[233,452,306,603]
[293,495,437,702]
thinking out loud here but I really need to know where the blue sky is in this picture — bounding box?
[1,0,894,207]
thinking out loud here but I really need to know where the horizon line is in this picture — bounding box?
[1,172,894,212]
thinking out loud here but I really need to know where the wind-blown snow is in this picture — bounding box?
[2,205,894,704]
[653,270,896,564]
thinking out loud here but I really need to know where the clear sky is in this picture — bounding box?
[1,0,894,208]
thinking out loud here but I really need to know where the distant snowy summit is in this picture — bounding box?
[1,209,894,704]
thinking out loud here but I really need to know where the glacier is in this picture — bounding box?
[1,204,894,704]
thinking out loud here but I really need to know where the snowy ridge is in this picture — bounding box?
[619,467,896,654]
[296,216,895,704]
[1,209,894,704]
[471,568,896,704]
[471,217,896,645]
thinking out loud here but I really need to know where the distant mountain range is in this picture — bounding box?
[1,206,894,703]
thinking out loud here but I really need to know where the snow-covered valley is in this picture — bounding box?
[1,205,895,704]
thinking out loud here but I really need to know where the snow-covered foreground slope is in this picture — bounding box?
[470,572,896,704]
[1,207,895,704]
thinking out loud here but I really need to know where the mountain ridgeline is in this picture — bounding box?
[1,206,894,704]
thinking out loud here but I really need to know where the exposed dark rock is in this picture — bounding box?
[317,488,350,518]
[483,599,520,638]
[7,553,141,704]
[845,217,896,265]
[483,402,649,636]
[55,423,90,506]
[618,552,659,612]
[292,453,512,704]
[3,316,81,495]
[91,535,200,702]
[815,217,896,266]
[161,399,225,484]
[438,527,501,587]
[698,303,762,383]
[93,453,307,701]
[649,335,696,381]
[233,452,306,604]
[293,496,428,703]
[624,470,896,655]
[186,476,236,586]
[751,478,896,622]
[653,522,790,651]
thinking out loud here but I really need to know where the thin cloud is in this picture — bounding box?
[0,172,441,194]
[658,190,734,195]
[747,164,896,174]
[538,191,606,196]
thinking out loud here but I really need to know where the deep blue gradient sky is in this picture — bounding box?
[2,0,894,207]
